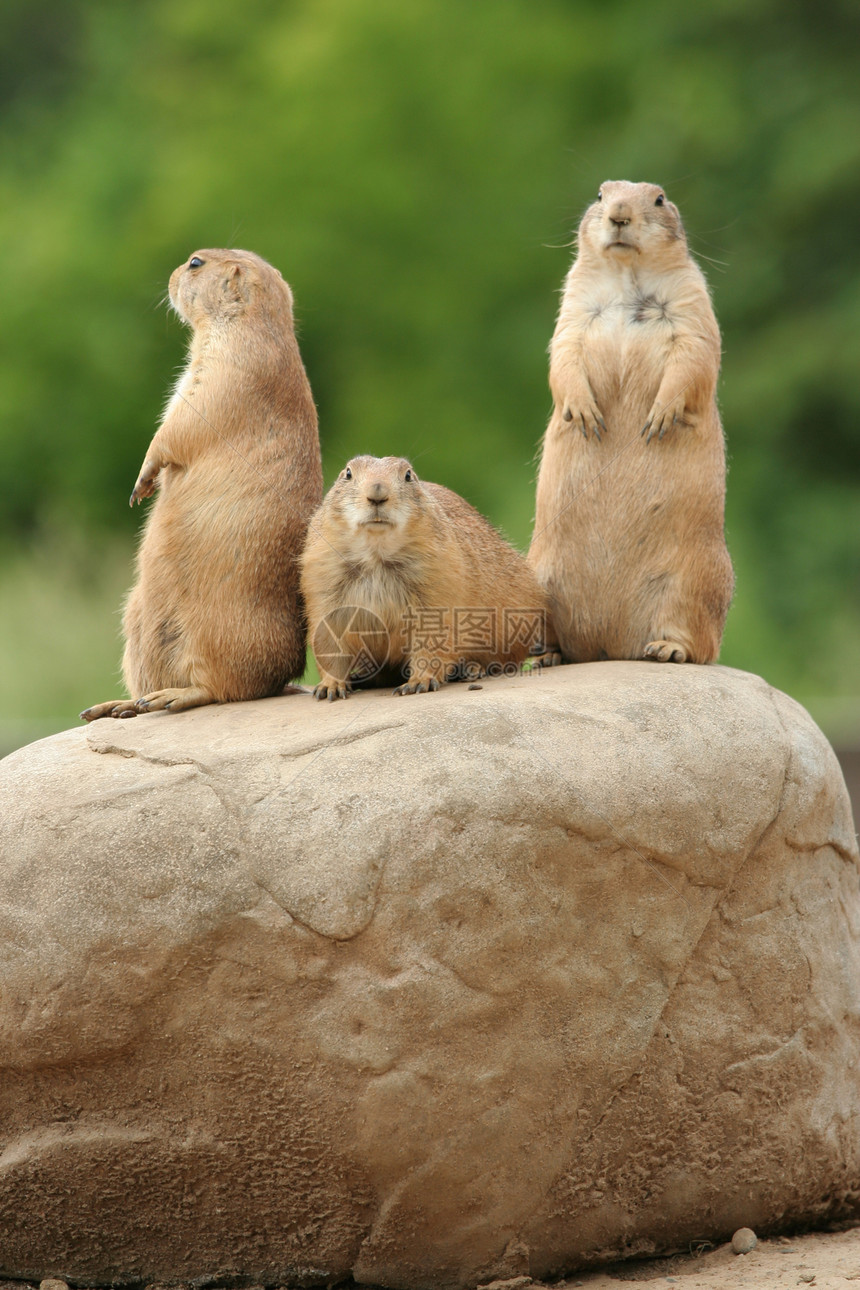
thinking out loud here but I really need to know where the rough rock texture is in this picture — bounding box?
[0,662,857,1289]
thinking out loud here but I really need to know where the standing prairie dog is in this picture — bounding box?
[529,180,733,664]
[301,455,556,699]
[81,248,322,721]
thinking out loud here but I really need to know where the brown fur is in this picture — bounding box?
[301,455,557,698]
[528,180,734,664]
[81,248,322,720]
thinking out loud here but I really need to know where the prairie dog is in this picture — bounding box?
[300,455,556,698]
[81,248,322,720]
[529,180,733,664]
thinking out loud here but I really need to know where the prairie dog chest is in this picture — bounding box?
[564,267,679,347]
[334,546,424,626]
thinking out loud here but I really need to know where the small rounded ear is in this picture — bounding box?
[222,263,249,303]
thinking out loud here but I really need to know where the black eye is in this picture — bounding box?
[189,256,204,268]
[344,467,352,480]
[655,195,665,206]
[597,190,603,201]
[404,469,413,482]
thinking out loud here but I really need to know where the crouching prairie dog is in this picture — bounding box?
[300,455,557,699]
[81,247,322,721]
[528,180,734,664]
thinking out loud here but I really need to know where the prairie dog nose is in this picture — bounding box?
[608,202,632,227]
[367,480,389,504]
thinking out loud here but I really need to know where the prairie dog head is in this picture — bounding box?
[577,181,686,266]
[321,455,430,555]
[168,248,295,330]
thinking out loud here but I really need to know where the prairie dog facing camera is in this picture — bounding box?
[301,455,557,699]
[529,180,733,664]
[81,247,322,722]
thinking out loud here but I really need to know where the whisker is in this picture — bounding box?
[658,170,701,188]
[692,217,742,237]
[692,251,729,272]
[561,146,597,171]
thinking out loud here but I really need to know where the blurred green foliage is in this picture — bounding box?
[1,0,858,746]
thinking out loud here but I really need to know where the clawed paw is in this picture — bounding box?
[643,640,688,663]
[80,699,139,722]
[129,461,160,506]
[134,686,212,713]
[642,397,689,442]
[134,691,172,712]
[563,402,606,441]
[314,679,351,701]
[393,677,442,696]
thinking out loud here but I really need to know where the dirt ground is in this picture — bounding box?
[526,1225,860,1290]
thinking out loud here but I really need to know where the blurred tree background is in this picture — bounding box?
[1,0,858,753]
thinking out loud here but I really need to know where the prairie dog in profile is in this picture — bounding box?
[81,248,322,721]
[529,180,733,664]
[301,455,556,698]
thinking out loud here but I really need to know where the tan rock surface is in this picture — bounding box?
[6,1225,860,1290]
[544,1224,860,1287]
[0,662,857,1288]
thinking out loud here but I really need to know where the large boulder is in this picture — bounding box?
[0,662,857,1288]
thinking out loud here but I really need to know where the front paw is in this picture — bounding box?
[314,675,351,701]
[393,676,442,696]
[561,399,606,441]
[129,460,160,506]
[642,391,690,442]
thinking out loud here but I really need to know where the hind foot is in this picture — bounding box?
[80,699,140,722]
[134,686,214,713]
[644,640,688,663]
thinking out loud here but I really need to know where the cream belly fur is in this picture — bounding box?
[529,180,733,664]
